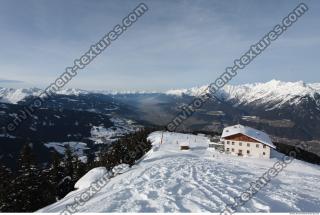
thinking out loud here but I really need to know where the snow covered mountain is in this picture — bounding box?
[0,87,157,104]
[166,80,320,109]
[2,80,319,108]
[39,131,320,213]
[0,87,89,104]
[0,87,42,104]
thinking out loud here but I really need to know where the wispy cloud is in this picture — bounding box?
[0,79,23,83]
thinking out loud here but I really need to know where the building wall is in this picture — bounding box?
[222,139,271,159]
[223,133,260,143]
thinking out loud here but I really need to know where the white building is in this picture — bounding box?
[220,124,276,159]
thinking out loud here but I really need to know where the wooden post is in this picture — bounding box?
[160,131,164,144]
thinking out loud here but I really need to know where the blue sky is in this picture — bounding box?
[0,0,319,91]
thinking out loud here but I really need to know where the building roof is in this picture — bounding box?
[221,124,276,149]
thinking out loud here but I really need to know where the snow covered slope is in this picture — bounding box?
[39,132,320,213]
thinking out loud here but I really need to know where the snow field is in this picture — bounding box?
[39,131,320,213]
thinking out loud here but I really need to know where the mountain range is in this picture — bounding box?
[1,80,320,110]
[1,80,320,168]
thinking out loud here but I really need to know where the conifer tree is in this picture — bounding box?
[0,165,13,211]
[64,145,74,179]
[73,155,86,181]
[47,151,64,199]
[11,144,44,211]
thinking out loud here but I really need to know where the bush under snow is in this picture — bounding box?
[74,167,109,190]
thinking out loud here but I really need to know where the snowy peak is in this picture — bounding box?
[309,83,320,91]
[55,88,89,96]
[0,87,42,104]
[222,80,319,107]
[166,85,209,97]
[0,87,88,104]
[0,87,158,104]
[166,80,320,108]
[1,80,319,107]
[166,80,319,97]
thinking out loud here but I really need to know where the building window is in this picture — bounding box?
[247,143,250,147]
[263,152,266,156]
[238,150,243,156]
[263,145,266,148]
[226,148,230,151]
[256,144,259,148]
[232,148,234,152]
[239,142,242,146]
[227,141,230,144]
[247,150,250,154]
[232,142,235,145]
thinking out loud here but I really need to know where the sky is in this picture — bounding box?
[0,0,319,91]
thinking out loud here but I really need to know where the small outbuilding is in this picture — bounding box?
[179,142,190,150]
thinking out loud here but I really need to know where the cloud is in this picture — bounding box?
[0,79,24,83]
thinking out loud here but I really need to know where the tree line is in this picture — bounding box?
[0,128,152,212]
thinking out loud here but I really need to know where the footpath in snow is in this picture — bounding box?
[39,131,320,213]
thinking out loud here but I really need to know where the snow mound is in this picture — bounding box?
[39,131,320,213]
[112,164,130,175]
[74,167,109,190]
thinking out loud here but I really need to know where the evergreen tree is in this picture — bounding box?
[98,128,152,170]
[86,151,96,170]
[0,165,13,211]
[73,155,86,180]
[10,144,46,211]
[47,151,65,199]
[17,144,36,170]
[64,145,74,178]
[50,151,64,184]
[57,145,75,196]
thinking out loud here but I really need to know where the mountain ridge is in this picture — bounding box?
[2,80,319,109]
